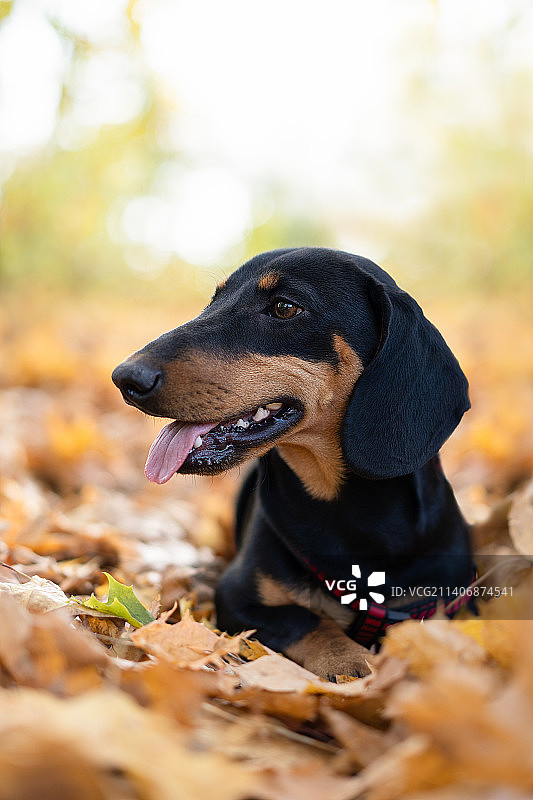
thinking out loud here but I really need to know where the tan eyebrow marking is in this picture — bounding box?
[258,272,280,291]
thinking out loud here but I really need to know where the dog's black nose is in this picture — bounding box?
[112,360,162,402]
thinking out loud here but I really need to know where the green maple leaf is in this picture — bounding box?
[74,572,155,628]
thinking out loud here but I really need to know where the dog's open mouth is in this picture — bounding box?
[144,400,302,483]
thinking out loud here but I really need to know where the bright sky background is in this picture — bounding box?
[1,0,532,265]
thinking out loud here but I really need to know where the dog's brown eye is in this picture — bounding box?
[271,300,301,319]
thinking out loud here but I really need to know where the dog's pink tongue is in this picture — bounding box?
[145,420,216,484]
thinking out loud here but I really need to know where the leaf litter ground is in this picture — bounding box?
[1,293,533,800]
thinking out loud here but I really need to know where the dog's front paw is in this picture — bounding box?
[285,619,372,681]
[325,655,372,682]
[307,646,372,681]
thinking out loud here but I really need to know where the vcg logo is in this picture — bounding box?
[325,565,386,610]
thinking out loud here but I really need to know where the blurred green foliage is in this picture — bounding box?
[1,113,162,292]
[0,2,12,23]
[1,4,532,300]
[0,133,330,299]
[387,79,533,294]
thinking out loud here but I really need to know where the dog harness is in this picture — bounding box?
[302,557,478,649]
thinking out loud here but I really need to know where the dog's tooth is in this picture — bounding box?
[193,436,203,449]
[236,418,249,429]
[266,402,282,411]
[252,407,269,422]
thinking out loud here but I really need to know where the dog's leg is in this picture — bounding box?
[216,564,371,680]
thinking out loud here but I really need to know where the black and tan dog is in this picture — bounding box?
[112,248,473,679]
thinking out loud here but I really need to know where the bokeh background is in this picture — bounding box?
[1,0,533,541]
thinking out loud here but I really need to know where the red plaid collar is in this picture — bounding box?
[302,557,477,648]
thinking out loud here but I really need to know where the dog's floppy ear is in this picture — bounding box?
[341,285,470,479]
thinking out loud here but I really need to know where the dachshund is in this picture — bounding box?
[112,248,473,679]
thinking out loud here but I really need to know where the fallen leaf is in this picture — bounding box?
[226,685,319,722]
[348,733,450,800]
[0,593,110,693]
[0,688,255,800]
[131,608,250,668]
[0,568,70,613]
[454,618,518,670]
[119,659,218,724]
[228,653,387,727]
[74,571,154,627]
[247,760,361,800]
[386,660,533,791]
[321,706,392,771]
[239,637,272,661]
[235,653,329,693]
[380,619,486,677]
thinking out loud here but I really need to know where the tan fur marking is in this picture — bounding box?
[216,278,227,292]
[257,570,354,627]
[276,335,363,500]
[152,333,362,501]
[258,271,279,290]
[285,619,371,678]
[257,572,292,606]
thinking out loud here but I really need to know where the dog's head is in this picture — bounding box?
[112,248,469,499]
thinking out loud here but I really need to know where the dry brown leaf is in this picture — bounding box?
[119,659,220,723]
[348,733,451,800]
[234,651,380,701]
[0,688,254,800]
[380,618,486,676]
[361,654,409,697]
[8,551,103,595]
[0,593,110,693]
[81,615,145,662]
[197,701,335,769]
[235,653,330,693]
[252,761,361,800]
[454,618,518,670]
[239,636,272,661]
[387,661,533,791]
[226,685,319,721]
[0,567,70,613]
[7,515,122,564]
[229,653,390,727]
[131,607,249,668]
[84,615,125,639]
[321,706,392,771]
[346,620,533,799]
